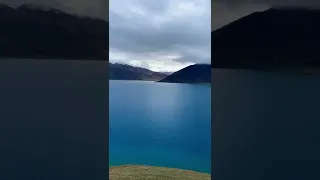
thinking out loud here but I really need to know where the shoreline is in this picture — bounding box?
[109,165,210,180]
[109,79,212,85]
[157,81,211,84]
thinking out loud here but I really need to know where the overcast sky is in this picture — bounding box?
[110,0,211,72]
[2,0,318,72]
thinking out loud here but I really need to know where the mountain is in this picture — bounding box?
[159,64,211,83]
[0,4,108,60]
[212,8,320,72]
[109,63,167,81]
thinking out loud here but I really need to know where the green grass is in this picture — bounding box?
[109,165,211,180]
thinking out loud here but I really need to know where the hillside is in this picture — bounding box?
[0,4,108,60]
[159,64,211,84]
[109,63,167,81]
[212,8,320,71]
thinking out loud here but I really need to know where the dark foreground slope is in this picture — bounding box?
[0,4,108,60]
[212,8,320,72]
[159,64,211,83]
[109,63,167,81]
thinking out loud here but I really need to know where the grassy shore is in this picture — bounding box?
[109,165,211,180]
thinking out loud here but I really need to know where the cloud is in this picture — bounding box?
[0,0,108,20]
[110,0,211,72]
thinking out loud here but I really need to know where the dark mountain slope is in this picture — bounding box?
[0,4,108,60]
[109,63,167,81]
[159,64,211,83]
[212,8,320,71]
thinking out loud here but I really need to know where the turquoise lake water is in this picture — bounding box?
[109,80,211,173]
[0,60,109,179]
[212,69,320,179]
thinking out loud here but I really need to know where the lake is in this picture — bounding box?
[109,80,211,173]
[212,69,320,179]
[0,59,108,180]
[2,59,319,179]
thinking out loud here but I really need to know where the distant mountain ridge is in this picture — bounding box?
[159,64,211,84]
[109,63,167,81]
[0,4,108,60]
[212,8,320,72]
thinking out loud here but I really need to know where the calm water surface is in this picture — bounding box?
[109,80,211,173]
[212,69,320,179]
[0,59,108,180]
[3,60,319,179]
